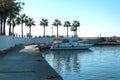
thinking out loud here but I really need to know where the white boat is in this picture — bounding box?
[50,38,92,50]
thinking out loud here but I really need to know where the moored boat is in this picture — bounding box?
[50,38,92,50]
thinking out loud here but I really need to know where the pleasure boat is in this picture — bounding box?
[50,38,92,50]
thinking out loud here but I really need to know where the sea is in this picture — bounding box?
[42,46,120,80]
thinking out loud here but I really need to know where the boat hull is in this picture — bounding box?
[50,43,92,50]
[51,47,90,50]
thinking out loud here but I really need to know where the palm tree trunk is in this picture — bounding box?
[74,31,76,37]
[52,26,53,36]
[0,21,1,35]
[44,26,45,37]
[12,26,14,36]
[21,23,23,38]
[76,27,78,37]
[0,17,2,35]
[75,31,77,37]
[9,17,12,35]
[76,31,77,37]
[57,26,58,38]
[3,16,6,35]
[67,27,69,37]
[9,23,12,35]
[29,26,31,38]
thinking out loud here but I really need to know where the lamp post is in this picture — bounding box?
[51,25,53,37]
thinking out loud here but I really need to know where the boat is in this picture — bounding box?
[50,38,92,50]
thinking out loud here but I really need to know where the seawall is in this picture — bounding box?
[0,36,53,51]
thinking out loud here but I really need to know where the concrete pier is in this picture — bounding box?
[0,45,63,80]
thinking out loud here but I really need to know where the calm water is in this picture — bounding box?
[42,46,120,80]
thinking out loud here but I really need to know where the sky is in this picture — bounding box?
[14,0,120,37]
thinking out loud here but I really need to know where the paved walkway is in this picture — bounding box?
[0,45,63,80]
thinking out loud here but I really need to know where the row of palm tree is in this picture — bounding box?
[7,13,35,38]
[0,1,80,38]
[40,18,80,38]
[0,0,24,35]
[15,14,35,38]
[8,16,80,38]
[9,17,80,38]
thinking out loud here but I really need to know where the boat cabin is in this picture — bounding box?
[62,39,70,43]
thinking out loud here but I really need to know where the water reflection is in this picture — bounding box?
[43,46,120,80]
[43,50,93,73]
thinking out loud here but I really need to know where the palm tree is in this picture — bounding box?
[11,19,16,36]
[8,1,24,35]
[0,2,3,35]
[71,25,77,37]
[71,20,80,37]
[63,21,71,37]
[0,10,3,35]
[0,0,10,35]
[25,17,35,38]
[7,18,16,36]
[40,18,48,37]
[16,14,28,38]
[0,0,24,35]
[0,0,9,35]
[53,19,62,38]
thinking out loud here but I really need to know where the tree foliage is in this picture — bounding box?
[26,17,35,37]
[16,14,28,37]
[0,0,24,35]
[53,19,62,38]
[71,20,80,37]
[64,21,71,37]
[40,18,48,37]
